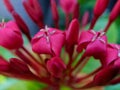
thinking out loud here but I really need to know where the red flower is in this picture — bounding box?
[46,57,66,78]
[0,20,23,49]
[32,26,65,56]
[77,30,107,59]
[101,44,120,67]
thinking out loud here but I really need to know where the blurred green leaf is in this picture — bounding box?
[81,57,101,74]
[0,79,46,90]
[0,47,15,60]
[105,84,120,90]
[94,15,118,43]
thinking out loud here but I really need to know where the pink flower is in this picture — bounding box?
[3,0,31,40]
[60,0,77,14]
[46,57,66,78]
[101,44,120,67]
[0,20,23,49]
[77,30,107,59]
[32,26,65,56]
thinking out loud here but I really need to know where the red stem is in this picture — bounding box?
[65,14,70,29]
[75,67,102,83]
[89,15,99,30]
[103,20,112,32]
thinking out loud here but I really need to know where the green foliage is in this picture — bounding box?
[0,79,46,90]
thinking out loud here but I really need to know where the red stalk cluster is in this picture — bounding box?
[1,0,120,89]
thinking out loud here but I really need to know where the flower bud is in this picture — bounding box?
[22,0,44,28]
[46,57,66,78]
[60,0,77,14]
[109,0,120,22]
[11,11,31,40]
[3,0,14,13]
[94,0,109,17]
[66,19,79,55]
[82,11,89,28]
[0,20,23,49]
[50,0,59,28]
[73,3,80,19]
[32,26,65,56]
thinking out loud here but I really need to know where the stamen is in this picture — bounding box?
[91,34,97,42]
[35,34,44,39]
[99,32,105,37]
[90,30,96,35]
[99,38,105,44]
[115,45,120,58]
[49,30,56,35]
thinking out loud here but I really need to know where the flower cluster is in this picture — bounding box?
[0,0,120,89]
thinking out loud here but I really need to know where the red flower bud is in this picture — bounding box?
[90,0,109,29]
[32,26,65,56]
[60,0,77,14]
[104,0,120,32]
[66,19,79,46]
[50,0,59,28]
[73,3,80,19]
[109,0,120,22]
[66,19,79,55]
[94,0,109,17]
[11,11,31,40]
[3,0,14,13]
[46,57,66,78]
[0,20,23,49]
[82,11,89,28]
[22,0,44,28]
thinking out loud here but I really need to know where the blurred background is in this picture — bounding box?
[0,0,120,90]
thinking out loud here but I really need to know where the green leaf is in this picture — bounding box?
[0,79,46,90]
[105,84,120,90]
[81,57,101,74]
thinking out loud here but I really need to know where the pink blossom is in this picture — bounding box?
[0,20,23,49]
[77,30,107,59]
[32,26,65,56]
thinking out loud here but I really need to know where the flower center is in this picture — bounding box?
[90,30,105,43]
[0,19,5,29]
[115,45,120,58]
[36,25,56,43]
